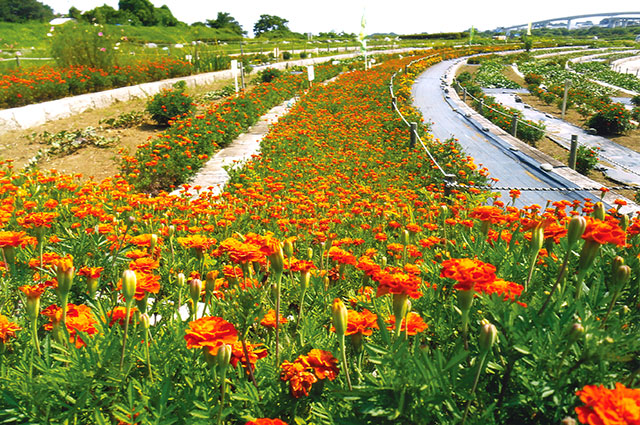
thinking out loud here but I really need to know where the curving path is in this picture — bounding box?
[411,59,634,211]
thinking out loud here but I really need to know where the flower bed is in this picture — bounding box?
[0,58,192,108]
[0,46,637,425]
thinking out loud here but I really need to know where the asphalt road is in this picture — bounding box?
[411,60,601,207]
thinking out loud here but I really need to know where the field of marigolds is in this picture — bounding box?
[0,45,639,425]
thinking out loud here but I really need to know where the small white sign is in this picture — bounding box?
[231,60,239,92]
[307,65,315,82]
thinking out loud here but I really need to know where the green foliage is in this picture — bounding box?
[75,0,179,26]
[282,51,291,60]
[99,110,145,128]
[198,84,236,102]
[524,73,543,86]
[473,60,520,89]
[586,102,633,135]
[0,0,52,22]
[632,106,640,123]
[259,68,283,83]
[575,145,600,175]
[631,95,640,107]
[146,81,195,126]
[253,14,290,37]
[50,22,116,69]
[205,12,245,36]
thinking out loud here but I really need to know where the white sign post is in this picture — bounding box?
[230,59,239,93]
[307,65,315,87]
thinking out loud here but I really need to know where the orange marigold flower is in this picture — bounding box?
[41,304,98,348]
[331,308,378,336]
[280,359,317,398]
[440,258,496,291]
[218,237,263,264]
[0,230,26,248]
[475,279,526,306]
[184,316,238,355]
[229,340,268,368]
[469,205,505,224]
[260,309,288,328]
[373,267,422,298]
[287,258,316,273]
[328,246,357,265]
[0,313,21,343]
[17,211,58,228]
[129,234,162,247]
[77,266,103,279]
[386,312,428,335]
[178,234,217,255]
[128,257,159,273]
[582,217,627,247]
[305,349,339,381]
[246,419,288,425]
[575,383,640,425]
[106,306,138,327]
[19,283,48,299]
[117,271,160,300]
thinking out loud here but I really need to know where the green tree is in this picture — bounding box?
[81,5,121,24]
[154,5,178,26]
[253,14,289,37]
[119,0,157,26]
[206,12,245,35]
[0,0,53,22]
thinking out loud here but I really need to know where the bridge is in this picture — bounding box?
[496,11,640,32]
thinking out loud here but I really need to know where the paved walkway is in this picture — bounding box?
[170,99,294,198]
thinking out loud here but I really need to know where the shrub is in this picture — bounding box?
[282,51,291,60]
[524,73,543,86]
[259,68,282,83]
[631,95,640,107]
[586,102,633,135]
[456,71,473,84]
[575,145,600,175]
[145,80,195,126]
[632,106,640,123]
[50,22,116,69]
[299,52,308,59]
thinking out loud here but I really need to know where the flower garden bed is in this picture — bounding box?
[0,45,638,425]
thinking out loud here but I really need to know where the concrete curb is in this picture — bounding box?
[0,47,429,135]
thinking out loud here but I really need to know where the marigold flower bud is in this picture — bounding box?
[269,247,285,274]
[205,271,217,293]
[457,289,475,312]
[392,293,409,325]
[567,216,587,247]
[26,297,40,322]
[478,322,497,352]
[561,417,577,425]
[614,265,631,288]
[216,343,232,368]
[87,277,99,298]
[439,205,449,219]
[619,214,630,231]
[55,259,75,297]
[139,313,150,329]
[189,278,202,304]
[578,240,600,274]
[402,230,410,246]
[529,224,544,260]
[331,298,348,338]
[177,272,185,286]
[168,225,175,238]
[301,271,310,289]
[567,323,584,344]
[121,269,137,303]
[307,247,313,260]
[593,202,605,221]
[284,240,294,257]
[149,234,158,252]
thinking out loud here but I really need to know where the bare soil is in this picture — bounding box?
[0,77,243,182]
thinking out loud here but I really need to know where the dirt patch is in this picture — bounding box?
[0,77,244,182]
[455,64,479,77]
[502,66,525,87]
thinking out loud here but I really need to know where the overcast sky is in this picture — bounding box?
[41,0,640,36]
